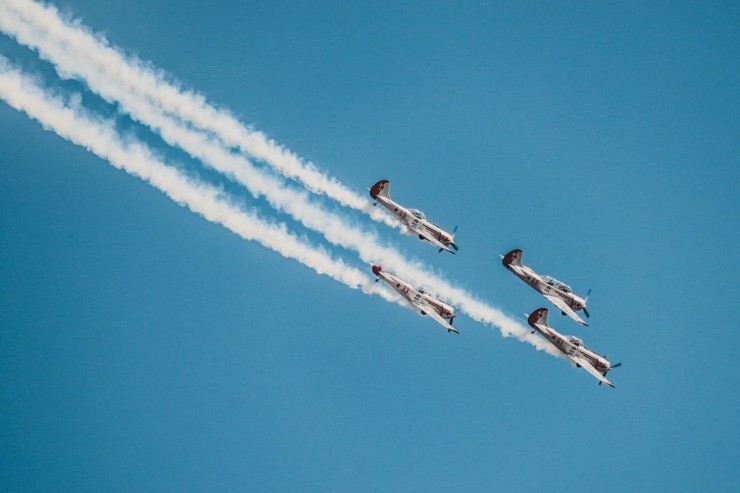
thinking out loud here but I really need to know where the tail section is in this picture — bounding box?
[527,307,550,328]
[369,179,391,200]
[501,248,524,268]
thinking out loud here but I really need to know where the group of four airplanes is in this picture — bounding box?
[368,179,620,388]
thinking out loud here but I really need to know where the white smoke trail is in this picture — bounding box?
[0,59,402,308]
[0,0,560,355]
[0,0,400,230]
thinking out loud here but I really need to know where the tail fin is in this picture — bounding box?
[369,179,391,200]
[502,248,523,268]
[527,307,549,328]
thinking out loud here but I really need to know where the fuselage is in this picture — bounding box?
[372,265,455,319]
[527,308,612,374]
[535,326,610,373]
[370,187,456,251]
[506,263,587,313]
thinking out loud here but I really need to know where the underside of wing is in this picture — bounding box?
[568,355,614,387]
[543,294,588,326]
[412,299,458,333]
[414,226,453,253]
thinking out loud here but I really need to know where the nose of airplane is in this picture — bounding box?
[372,265,382,275]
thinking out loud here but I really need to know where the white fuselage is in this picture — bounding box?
[375,269,455,320]
[375,195,455,251]
[506,263,587,313]
[529,318,610,373]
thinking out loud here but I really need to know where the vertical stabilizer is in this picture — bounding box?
[369,179,391,200]
[502,248,524,268]
[527,307,550,328]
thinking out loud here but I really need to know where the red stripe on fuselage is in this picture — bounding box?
[424,299,451,316]
[423,224,448,242]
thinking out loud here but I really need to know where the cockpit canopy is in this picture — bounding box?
[568,336,583,347]
[542,275,572,293]
[409,208,426,220]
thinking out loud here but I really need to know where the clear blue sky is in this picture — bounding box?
[1,1,738,491]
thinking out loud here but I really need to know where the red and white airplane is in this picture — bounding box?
[369,179,459,254]
[372,265,459,333]
[527,308,620,387]
[501,249,590,326]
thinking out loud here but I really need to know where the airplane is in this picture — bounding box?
[371,264,459,333]
[369,179,459,254]
[527,308,620,387]
[501,248,590,326]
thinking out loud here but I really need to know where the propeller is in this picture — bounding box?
[598,360,621,385]
[450,226,460,252]
[583,289,592,318]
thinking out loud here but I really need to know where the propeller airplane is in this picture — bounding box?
[501,249,591,326]
[372,264,459,334]
[369,179,458,254]
[527,308,620,387]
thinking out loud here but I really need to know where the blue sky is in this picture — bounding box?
[1,1,738,491]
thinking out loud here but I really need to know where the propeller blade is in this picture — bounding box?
[453,225,458,235]
[611,362,622,369]
[583,307,591,319]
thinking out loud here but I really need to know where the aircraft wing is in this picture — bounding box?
[411,299,459,333]
[543,294,588,327]
[567,355,614,388]
[409,224,455,254]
